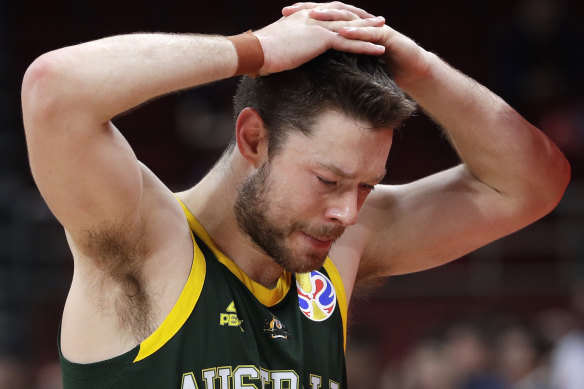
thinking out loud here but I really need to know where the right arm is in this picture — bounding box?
[21,8,386,247]
[21,34,239,243]
[21,34,244,361]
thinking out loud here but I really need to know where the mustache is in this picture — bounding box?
[293,222,345,241]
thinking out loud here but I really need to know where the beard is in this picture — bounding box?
[233,162,345,273]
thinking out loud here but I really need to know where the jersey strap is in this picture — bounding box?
[133,222,205,362]
[323,258,348,350]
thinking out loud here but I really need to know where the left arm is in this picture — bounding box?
[342,23,571,279]
[283,3,569,283]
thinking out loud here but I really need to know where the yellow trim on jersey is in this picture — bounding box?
[323,259,348,351]
[177,199,292,307]
[134,229,206,362]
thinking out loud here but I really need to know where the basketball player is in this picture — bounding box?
[21,2,570,388]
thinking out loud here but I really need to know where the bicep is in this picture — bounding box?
[26,118,143,241]
[357,164,537,279]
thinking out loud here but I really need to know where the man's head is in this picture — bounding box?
[231,51,416,273]
[232,50,416,156]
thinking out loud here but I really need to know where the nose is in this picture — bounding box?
[324,190,360,227]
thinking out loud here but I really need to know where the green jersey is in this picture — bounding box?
[60,200,349,388]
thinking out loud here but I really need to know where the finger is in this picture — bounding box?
[282,2,320,16]
[327,1,376,19]
[331,35,386,56]
[283,2,375,19]
[353,16,386,27]
[308,8,361,21]
[316,17,386,33]
[338,25,391,45]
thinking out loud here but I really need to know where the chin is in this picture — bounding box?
[283,253,328,274]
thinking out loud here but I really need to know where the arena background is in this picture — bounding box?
[1,0,583,387]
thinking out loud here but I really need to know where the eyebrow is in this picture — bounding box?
[315,161,387,183]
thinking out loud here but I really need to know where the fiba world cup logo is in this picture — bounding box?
[296,270,336,321]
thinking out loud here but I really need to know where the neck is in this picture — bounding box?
[177,150,285,288]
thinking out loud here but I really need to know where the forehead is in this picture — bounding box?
[279,110,394,176]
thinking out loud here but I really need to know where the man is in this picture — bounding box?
[21,2,570,388]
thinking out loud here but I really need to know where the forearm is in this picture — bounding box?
[400,51,570,206]
[23,33,238,124]
[22,3,393,127]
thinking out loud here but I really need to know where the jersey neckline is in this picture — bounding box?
[176,197,293,307]
[176,197,348,349]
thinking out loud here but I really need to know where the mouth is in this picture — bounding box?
[301,232,335,250]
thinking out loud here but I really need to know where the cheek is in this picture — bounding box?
[269,167,327,219]
[281,190,325,223]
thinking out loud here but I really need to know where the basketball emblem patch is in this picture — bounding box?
[296,270,336,321]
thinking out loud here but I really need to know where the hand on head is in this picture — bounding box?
[253,1,387,75]
[253,2,430,86]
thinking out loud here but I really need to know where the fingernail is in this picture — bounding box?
[344,27,357,32]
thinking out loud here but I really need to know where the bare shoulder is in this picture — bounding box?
[61,163,194,363]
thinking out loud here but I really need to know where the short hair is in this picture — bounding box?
[232,50,417,155]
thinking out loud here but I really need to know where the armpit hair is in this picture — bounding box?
[83,220,154,342]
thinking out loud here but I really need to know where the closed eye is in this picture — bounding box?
[317,176,337,186]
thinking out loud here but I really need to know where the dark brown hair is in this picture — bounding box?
[232,50,416,155]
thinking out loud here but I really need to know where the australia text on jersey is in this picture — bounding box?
[181,365,341,389]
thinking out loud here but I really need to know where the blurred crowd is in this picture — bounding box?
[346,281,584,389]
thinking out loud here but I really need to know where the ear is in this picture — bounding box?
[235,107,268,168]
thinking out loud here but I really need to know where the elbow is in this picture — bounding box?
[21,51,70,130]
[529,152,571,219]
[547,153,571,210]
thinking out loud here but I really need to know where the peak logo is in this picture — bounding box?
[219,301,244,332]
[296,271,336,322]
